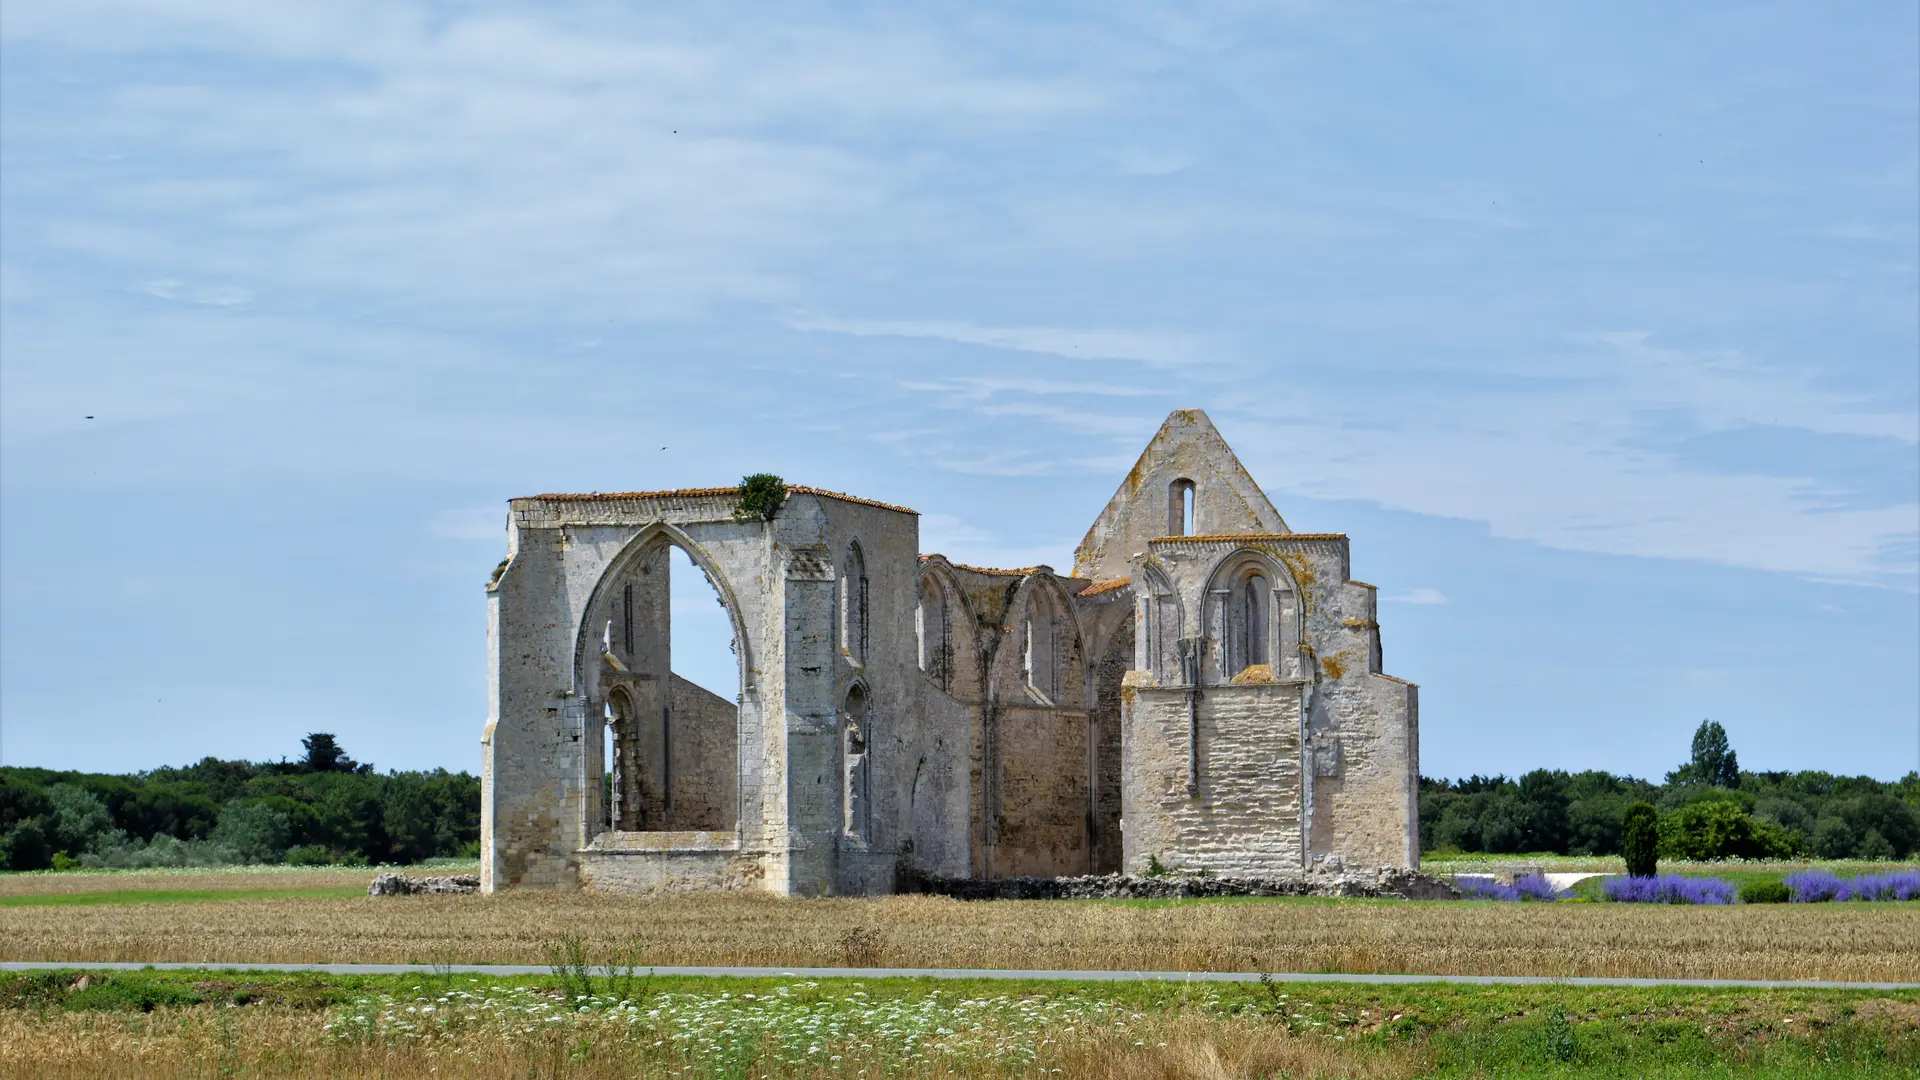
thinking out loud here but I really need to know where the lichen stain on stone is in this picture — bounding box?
[1319,653,1349,680]
[1229,664,1280,685]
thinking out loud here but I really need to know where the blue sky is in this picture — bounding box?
[2,1,1915,781]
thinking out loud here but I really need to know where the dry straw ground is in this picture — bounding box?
[0,1007,1423,1080]
[0,870,373,896]
[4,890,1916,982]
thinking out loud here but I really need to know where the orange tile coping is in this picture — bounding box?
[1078,577,1131,597]
[947,561,1044,577]
[525,485,916,516]
[1149,532,1348,543]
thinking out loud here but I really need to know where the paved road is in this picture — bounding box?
[2,961,1913,991]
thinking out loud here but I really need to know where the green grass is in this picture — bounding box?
[0,886,367,907]
[1423,853,1915,875]
[3,968,1913,1076]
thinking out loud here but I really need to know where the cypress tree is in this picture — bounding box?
[1622,801,1659,878]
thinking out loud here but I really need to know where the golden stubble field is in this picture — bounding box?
[0,870,374,896]
[3,888,1916,982]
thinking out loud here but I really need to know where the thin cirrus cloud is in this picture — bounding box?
[788,314,1204,367]
[797,312,1917,588]
[1,2,1914,779]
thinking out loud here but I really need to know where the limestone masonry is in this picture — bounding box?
[482,410,1419,894]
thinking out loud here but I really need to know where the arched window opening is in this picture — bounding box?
[916,576,952,692]
[1168,479,1197,536]
[605,689,634,830]
[602,706,616,828]
[843,684,872,843]
[669,545,739,702]
[1024,593,1058,701]
[1241,572,1270,668]
[1207,554,1289,684]
[840,542,868,664]
[593,537,741,837]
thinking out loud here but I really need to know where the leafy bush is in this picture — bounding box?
[1601,874,1736,905]
[46,783,116,855]
[1737,880,1790,904]
[1621,802,1658,877]
[285,844,335,866]
[1657,801,1796,861]
[735,474,787,521]
[208,801,293,864]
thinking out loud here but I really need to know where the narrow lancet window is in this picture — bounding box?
[1169,478,1197,536]
[1242,573,1269,667]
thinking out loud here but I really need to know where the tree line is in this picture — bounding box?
[0,734,478,871]
[1421,722,1920,861]
[2,722,1914,872]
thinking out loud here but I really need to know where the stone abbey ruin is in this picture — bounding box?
[482,410,1419,894]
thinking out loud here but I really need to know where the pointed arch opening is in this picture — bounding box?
[580,528,742,837]
[916,572,953,692]
[843,682,872,844]
[1023,588,1060,703]
[1203,549,1299,685]
[840,541,869,665]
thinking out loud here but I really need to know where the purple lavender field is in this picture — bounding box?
[1785,868,1920,902]
[1602,874,1738,905]
[1454,873,1568,901]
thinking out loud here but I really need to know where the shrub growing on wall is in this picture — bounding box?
[1621,802,1659,878]
[737,474,787,521]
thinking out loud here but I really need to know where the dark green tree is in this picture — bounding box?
[0,817,54,871]
[1679,720,1739,788]
[1621,802,1659,878]
[299,733,360,774]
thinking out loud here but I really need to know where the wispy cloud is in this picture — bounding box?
[1387,588,1449,605]
[140,279,251,307]
[1227,330,1919,587]
[789,314,1204,366]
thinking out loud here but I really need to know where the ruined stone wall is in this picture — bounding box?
[578,833,761,892]
[830,497,926,896]
[485,493,781,893]
[668,674,738,831]
[989,705,1091,877]
[1277,543,1420,870]
[1122,684,1304,876]
[1087,619,1130,874]
[488,410,1418,893]
[770,492,927,896]
[902,683,974,878]
[482,524,586,891]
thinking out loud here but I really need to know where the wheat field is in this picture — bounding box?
[0,1005,1427,1080]
[3,890,1916,982]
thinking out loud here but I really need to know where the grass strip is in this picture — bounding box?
[0,887,367,908]
[1,967,1913,1078]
